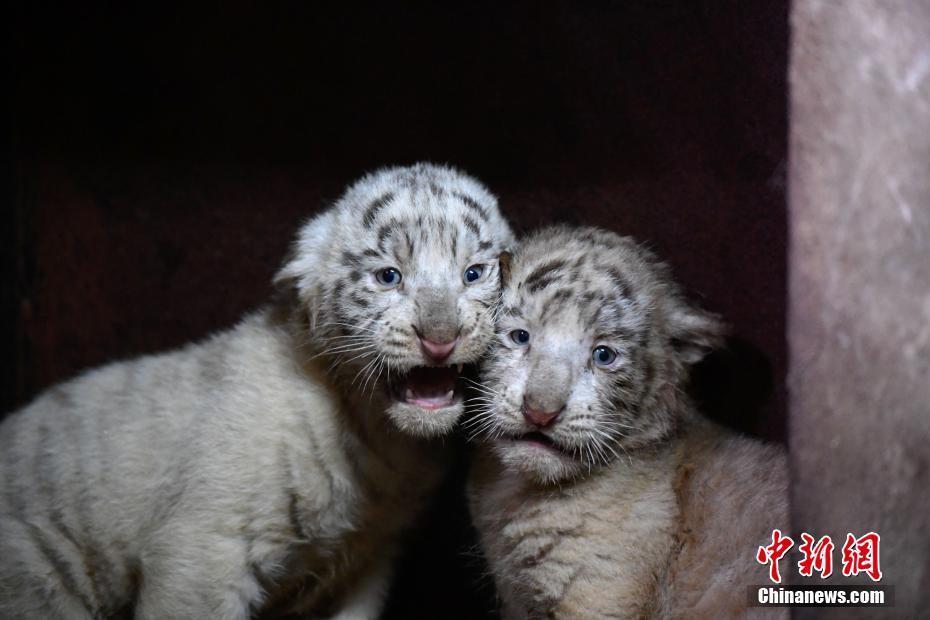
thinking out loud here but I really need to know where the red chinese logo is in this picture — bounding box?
[758,530,882,583]
[841,532,882,582]
[798,533,835,578]
[757,529,794,584]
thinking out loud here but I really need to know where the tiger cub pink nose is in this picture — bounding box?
[522,400,564,428]
[419,337,458,363]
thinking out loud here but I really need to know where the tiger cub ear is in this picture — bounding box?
[498,250,513,288]
[274,210,336,330]
[667,301,727,365]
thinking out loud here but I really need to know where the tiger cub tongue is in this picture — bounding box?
[403,366,458,409]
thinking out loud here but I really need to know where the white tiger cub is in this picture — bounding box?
[468,226,788,619]
[0,164,514,619]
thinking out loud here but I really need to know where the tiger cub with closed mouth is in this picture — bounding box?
[468,226,788,619]
[0,164,513,619]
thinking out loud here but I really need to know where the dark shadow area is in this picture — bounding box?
[8,2,788,617]
[692,336,777,440]
[382,443,501,620]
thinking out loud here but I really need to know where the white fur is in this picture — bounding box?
[468,227,788,618]
[0,164,514,619]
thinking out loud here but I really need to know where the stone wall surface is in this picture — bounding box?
[789,1,930,617]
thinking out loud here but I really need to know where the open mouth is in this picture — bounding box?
[390,364,468,410]
[514,431,564,452]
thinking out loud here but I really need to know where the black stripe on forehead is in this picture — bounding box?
[590,298,648,345]
[539,287,575,321]
[523,259,567,293]
[597,324,641,344]
[452,191,490,221]
[528,276,558,294]
[376,217,422,261]
[362,192,395,228]
[405,229,415,257]
[377,224,393,251]
[577,288,616,325]
[601,265,634,299]
[341,251,362,267]
[462,215,481,237]
[546,287,574,306]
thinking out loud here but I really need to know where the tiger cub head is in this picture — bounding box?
[277,164,514,437]
[471,226,724,483]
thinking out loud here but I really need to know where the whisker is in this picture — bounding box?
[307,341,377,362]
[351,357,379,387]
[315,321,379,333]
[361,354,385,398]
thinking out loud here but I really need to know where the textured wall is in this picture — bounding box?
[9,3,788,617]
[789,1,930,617]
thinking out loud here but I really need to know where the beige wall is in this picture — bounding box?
[789,1,930,617]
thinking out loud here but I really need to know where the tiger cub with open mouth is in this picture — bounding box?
[0,164,513,619]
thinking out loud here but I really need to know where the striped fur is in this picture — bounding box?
[467,226,788,619]
[0,164,513,619]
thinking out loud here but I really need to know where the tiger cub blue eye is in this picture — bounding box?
[464,264,484,283]
[376,267,402,287]
[510,329,530,345]
[592,345,617,366]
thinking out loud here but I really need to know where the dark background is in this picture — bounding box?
[7,2,788,617]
